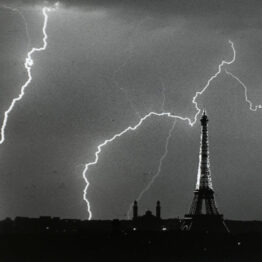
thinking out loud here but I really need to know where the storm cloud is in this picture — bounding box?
[1,0,262,17]
[0,0,262,220]
[2,0,262,33]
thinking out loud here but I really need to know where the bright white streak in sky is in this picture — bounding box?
[0,7,52,145]
[127,118,177,219]
[83,40,237,220]
[225,70,262,111]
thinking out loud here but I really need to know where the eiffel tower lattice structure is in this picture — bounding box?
[183,111,229,233]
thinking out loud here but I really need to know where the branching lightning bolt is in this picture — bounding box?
[127,118,177,218]
[0,7,52,145]
[225,70,262,111]
[5,5,260,220]
[83,40,237,220]
[126,81,175,218]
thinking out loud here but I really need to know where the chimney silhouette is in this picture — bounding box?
[133,201,138,220]
[156,200,161,219]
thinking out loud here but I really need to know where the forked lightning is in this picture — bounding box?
[0,6,53,145]
[4,5,260,220]
[83,40,240,220]
[127,119,177,219]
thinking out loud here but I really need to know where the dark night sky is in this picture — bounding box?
[0,0,262,220]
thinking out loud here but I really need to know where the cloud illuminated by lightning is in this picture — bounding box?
[2,5,31,51]
[0,6,55,145]
[112,18,151,119]
[83,40,236,220]
[127,118,177,218]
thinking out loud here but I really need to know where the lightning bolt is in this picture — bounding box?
[225,70,262,111]
[83,40,236,220]
[0,7,53,145]
[126,82,174,218]
[127,118,177,219]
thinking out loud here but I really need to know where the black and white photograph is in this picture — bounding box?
[0,0,262,261]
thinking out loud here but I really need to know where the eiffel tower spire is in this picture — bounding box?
[196,110,213,190]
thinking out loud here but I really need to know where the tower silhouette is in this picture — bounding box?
[133,200,138,220]
[156,200,161,219]
[183,111,229,233]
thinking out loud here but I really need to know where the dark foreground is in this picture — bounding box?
[1,231,262,262]
[1,218,262,261]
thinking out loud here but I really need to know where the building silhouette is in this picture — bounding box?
[156,200,161,219]
[182,111,229,233]
[1,113,262,261]
[133,200,138,220]
[132,201,162,231]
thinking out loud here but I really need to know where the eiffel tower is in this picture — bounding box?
[183,111,229,233]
